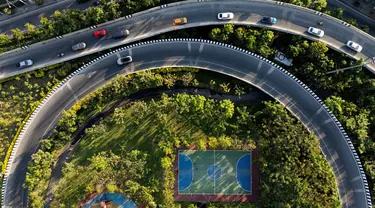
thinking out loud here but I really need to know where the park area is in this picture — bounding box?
[175,150,258,202]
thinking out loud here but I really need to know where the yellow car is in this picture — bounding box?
[173,17,187,25]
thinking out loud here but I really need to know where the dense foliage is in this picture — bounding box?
[1,0,372,54]
[23,68,252,207]
[54,151,155,207]
[25,68,339,207]
[0,0,179,53]
[0,63,80,174]
[207,24,375,204]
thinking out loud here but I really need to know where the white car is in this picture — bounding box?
[16,60,33,68]
[307,27,324,38]
[217,12,234,20]
[346,41,362,53]
[117,56,133,65]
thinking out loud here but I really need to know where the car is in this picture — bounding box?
[307,27,324,38]
[16,59,33,68]
[346,40,362,52]
[93,0,100,6]
[173,17,187,25]
[117,56,132,65]
[112,29,130,39]
[76,0,90,3]
[72,42,87,51]
[94,29,107,38]
[261,16,277,24]
[217,12,234,20]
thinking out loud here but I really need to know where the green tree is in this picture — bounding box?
[311,0,327,11]
[11,28,24,43]
[308,42,328,58]
[24,23,36,35]
[0,34,11,46]
[85,7,105,25]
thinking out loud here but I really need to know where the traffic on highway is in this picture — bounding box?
[1,1,374,208]
[0,0,374,80]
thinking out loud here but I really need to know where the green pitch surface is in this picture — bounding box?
[178,150,251,195]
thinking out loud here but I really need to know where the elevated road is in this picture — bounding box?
[0,0,374,80]
[2,40,371,207]
[0,0,94,34]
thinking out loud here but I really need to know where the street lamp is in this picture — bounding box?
[326,57,375,74]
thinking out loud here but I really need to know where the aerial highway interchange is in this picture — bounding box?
[0,0,375,79]
[1,0,374,208]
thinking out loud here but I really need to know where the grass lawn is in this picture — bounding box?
[70,99,209,188]
[73,102,207,165]
[56,99,211,204]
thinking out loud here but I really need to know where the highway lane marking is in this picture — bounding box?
[267,67,275,75]
[194,57,200,66]
[67,82,79,103]
[188,42,191,52]
[199,43,205,53]
[334,165,344,173]
[354,189,365,192]
[351,175,362,182]
[256,61,263,72]
[323,118,333,124]
[312,107,324,119]
[115,53,121,59]
[128,49,133,56]
[29,52,355,203]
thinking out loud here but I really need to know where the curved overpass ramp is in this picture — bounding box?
[0,0,374,79]
[2,39,371,208]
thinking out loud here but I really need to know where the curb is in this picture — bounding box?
[1,0,374,78]
[1,38,372,208]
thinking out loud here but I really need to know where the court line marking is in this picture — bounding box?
[177,152,194,192]
[236,152,252,192]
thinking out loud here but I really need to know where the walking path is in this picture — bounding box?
[42,87,268,207]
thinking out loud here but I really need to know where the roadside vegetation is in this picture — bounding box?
[201,24,375,203]
[0,0,372,54]
[0,0,373,206]
[0,62,80,173]
[2,24,374,208]
[0,0,180,53]
[23,67,254,207]
[24,68,339,207]
[0,50,111,190]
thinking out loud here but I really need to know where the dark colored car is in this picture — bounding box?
[93,0,100,6]
[261,16,277,25]
[76,0,90,3]
[112,29,130,39]
[117,56,132,65]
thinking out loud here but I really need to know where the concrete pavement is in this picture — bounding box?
[2,39,371,208]
[0,0,374,81]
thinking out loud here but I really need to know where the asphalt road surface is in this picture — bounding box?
[0,0,95,34]
[0,0,375,80]
[3,40,369,207]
